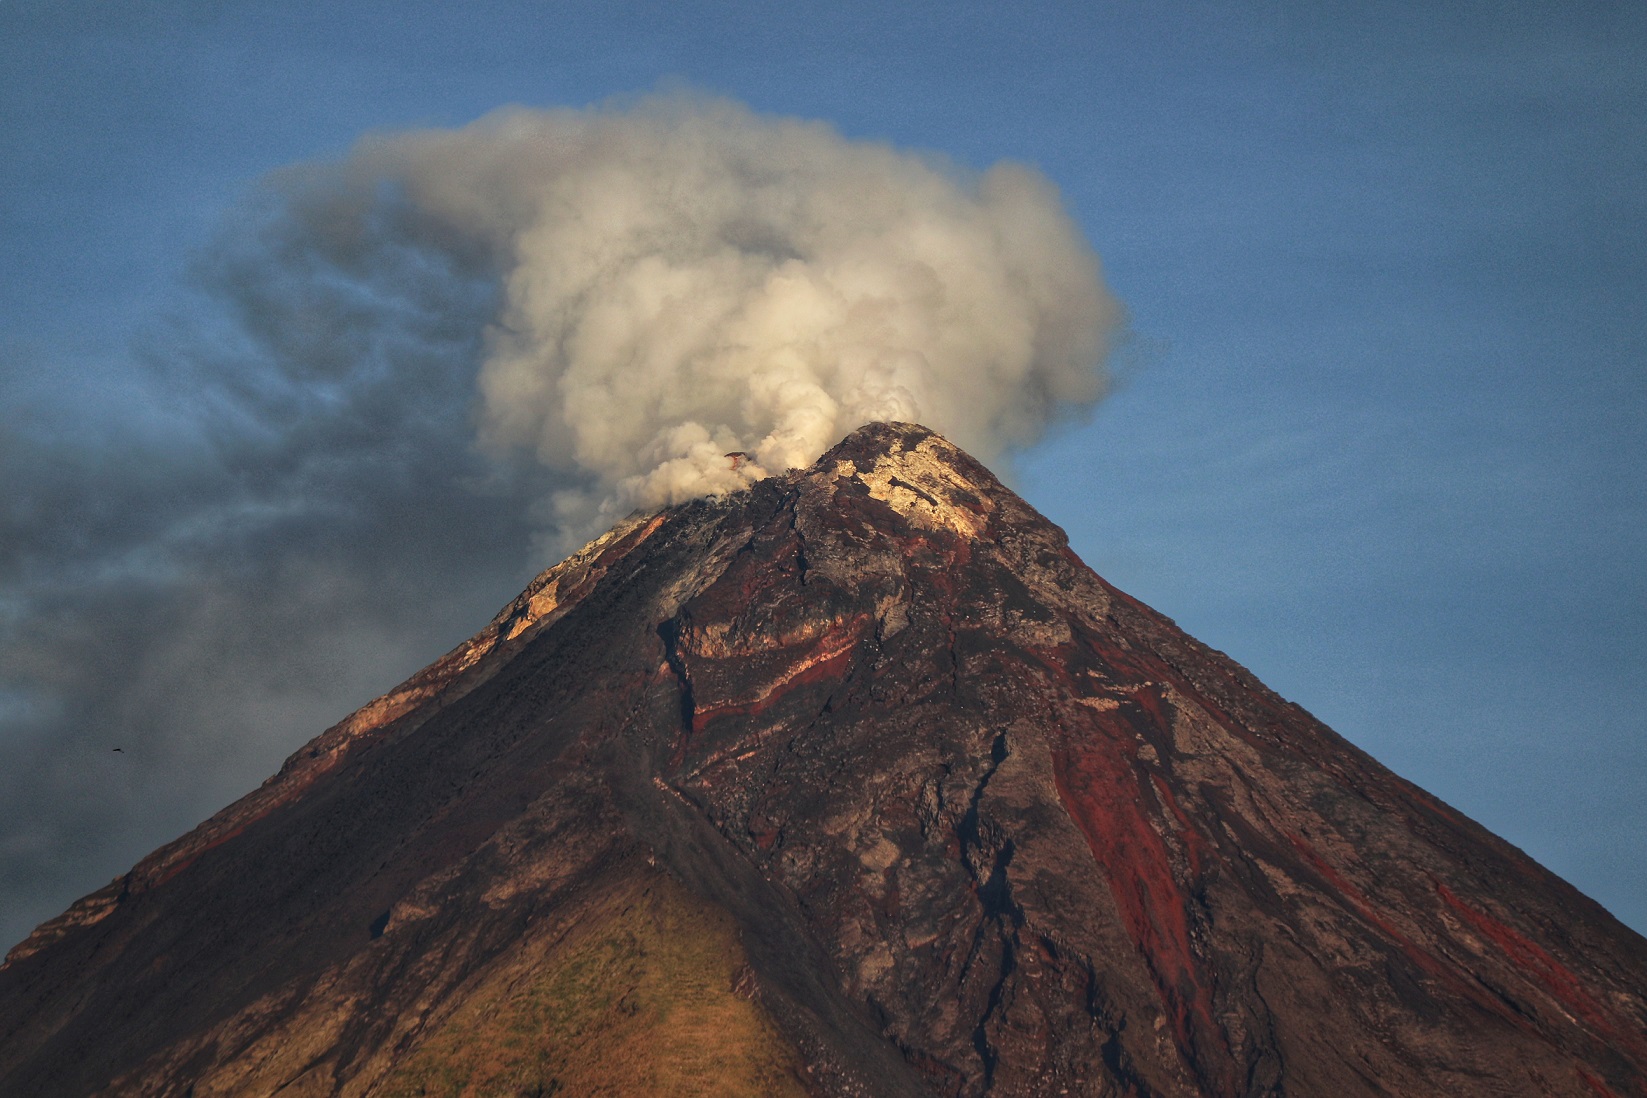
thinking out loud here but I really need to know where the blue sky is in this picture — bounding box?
[2,0,1642,947]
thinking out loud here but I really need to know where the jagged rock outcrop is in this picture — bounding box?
[3,422,1644,1097]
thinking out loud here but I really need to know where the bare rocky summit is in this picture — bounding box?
[3,422,1644,1096]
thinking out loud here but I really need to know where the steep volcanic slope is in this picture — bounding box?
[2,423,1645,1097]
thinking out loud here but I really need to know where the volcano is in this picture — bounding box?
[3,422,1644,1097]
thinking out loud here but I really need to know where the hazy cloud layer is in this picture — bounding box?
[0,93,1119,950]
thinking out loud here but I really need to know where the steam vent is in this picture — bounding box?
[3,422,1644,1096]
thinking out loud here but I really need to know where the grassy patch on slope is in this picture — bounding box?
[377,874,808,1097]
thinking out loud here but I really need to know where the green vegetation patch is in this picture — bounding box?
[377,875,809,1097]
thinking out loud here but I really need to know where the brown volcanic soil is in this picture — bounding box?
[2,422,1645,1097]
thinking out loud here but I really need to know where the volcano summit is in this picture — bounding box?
[2,422,1644,1097]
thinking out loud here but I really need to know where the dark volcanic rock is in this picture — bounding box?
[3,422,1645,1097]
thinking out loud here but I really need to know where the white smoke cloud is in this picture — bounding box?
[271,92,1122,544]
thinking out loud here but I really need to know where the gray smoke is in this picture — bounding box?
[262,93,1121,545]
[0,92,1121,950]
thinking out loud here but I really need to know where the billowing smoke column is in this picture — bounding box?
[269,93,1122,541]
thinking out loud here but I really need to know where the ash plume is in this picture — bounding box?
[0,92,1121,951]
[253,93,1122,545]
